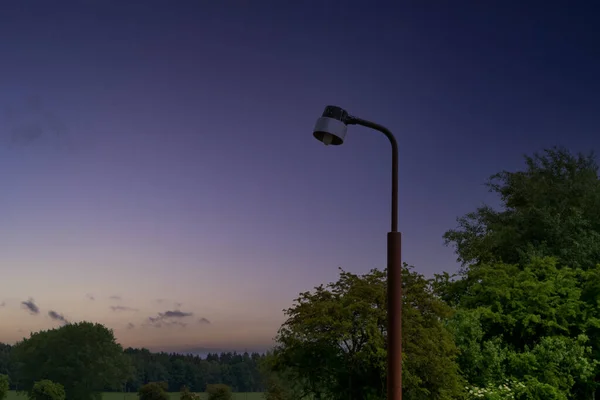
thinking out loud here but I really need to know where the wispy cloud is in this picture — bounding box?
[147,310,193,328]
[21,298,39,315]
[0,301,5,307]
[126,323,135,330]
[110,306,138,312]
[160,310,192,319]
[86,294,95,301]
[48,310,69,325]
[109,295,122,301]
[5,96,69,147]
[198,317,211,324]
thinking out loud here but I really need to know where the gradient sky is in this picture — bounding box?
[0,1,599,353]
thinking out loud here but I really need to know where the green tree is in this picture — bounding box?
[268,266,464,400]
[29,380,66,400]
[447,305,597,399]
[11,322,131,400]
[260,352,304,400]
[444,147,600,270]
[206,384,232,400]
[0,374,8,400]
[440,147,600,398]
[138,382,169,400]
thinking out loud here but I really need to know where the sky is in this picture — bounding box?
[0,1,599,353]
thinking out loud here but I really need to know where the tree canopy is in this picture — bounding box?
[265,266,464,400]
[444,147,600,269]
[440,147,600,399]
[11,322,130,400]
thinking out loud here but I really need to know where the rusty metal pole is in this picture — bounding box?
[348,117,402,400]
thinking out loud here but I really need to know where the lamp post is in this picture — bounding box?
[312,105,402,400]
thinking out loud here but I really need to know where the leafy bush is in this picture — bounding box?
[138,381,169,400]
[207,384,232,400]
[28,380,66,400]
[180,385,200,400]
[0,374,9,400]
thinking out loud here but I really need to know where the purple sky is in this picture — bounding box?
[0,1,599,352]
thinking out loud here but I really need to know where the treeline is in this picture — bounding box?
[123,348,265,392]
[0,342,265,393]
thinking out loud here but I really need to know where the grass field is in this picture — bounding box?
[6,391,265,399]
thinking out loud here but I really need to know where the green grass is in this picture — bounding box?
[6,391,265,399]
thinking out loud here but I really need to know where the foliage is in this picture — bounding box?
[262,379,286,400]
[443,260,599,398]
[260,352,305,400]
[0,341,266,394]
[466,379,527,400]
[180,385,199,400]
[439,147,600,398]
[207,384,232,400]
[11,322,131,400]
[124,348,264,393]
[444,147,600,270]
[267,265,464,400]
[137,382,168,400]
[0,375,8,400]
[28,380,66,400]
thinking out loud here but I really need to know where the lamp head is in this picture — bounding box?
[313,105,350,146]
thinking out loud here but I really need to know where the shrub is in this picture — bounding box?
[180,385,200,400]
[206,384,232,400]
[0,374,8,400]
[138,382,169,400]
[28,380,66,400]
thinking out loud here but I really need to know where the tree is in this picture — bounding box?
[440,147,600,398]
[260,352,304,400]
[206,384,232,400]
[444,147,600,270]
[11,322,131,400]
[0,374,8,400]
[267,266,465,400]
[446,304,597,399]
[29,380,66,400]
[138,382,169,400]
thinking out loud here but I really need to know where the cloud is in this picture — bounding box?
[126,323,135,330]
[21,298,39,315]
[5,97,69,147]
[0,301,5,307]
[198,318,210,324]
[160,310,192,318]
[110,306,138,312]
[86,294,95,301]
[155,298,166,304]
[109,295,122,301]
[147,309,193,328]
[174,302,182,308]
[48,310,69,325]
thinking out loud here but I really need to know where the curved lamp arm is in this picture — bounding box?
[347,115,399,233]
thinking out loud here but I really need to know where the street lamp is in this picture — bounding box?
[312,105,402,400]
